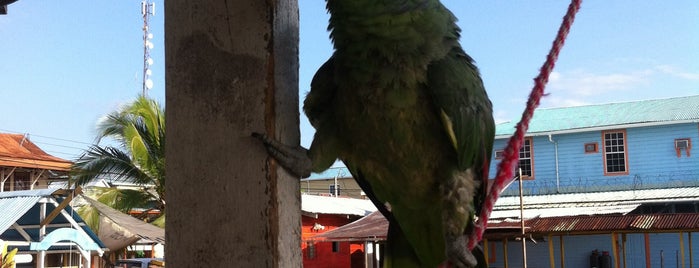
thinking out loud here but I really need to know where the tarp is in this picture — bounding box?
[81,195,165,250]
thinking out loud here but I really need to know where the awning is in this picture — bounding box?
[301,194,376,217]
[309,211,387,242]
[81,195,165,250]
[526,213,699,234]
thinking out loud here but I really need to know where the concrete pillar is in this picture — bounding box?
[165,0,301,267]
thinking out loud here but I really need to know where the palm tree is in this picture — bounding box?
[71,95,165,227]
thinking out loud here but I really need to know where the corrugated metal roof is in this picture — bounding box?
[0,188,57,198]
[308,209,699,242]
[492,187,699,214]
[490,204,640,219]
[301,194,376,217]
[0,133,72,171]
[304,167,351,180]
[309,211,387,242]
[496,95,699,137]
[313,212,699,242]
[0,195,43,233]
[0,189,105,250]
[527,213,699,233]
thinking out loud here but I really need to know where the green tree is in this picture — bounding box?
[71,95,165,227]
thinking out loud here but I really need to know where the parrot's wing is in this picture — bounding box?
[346,164,427,268]
[345,165,394,220]
[426,46,495,213]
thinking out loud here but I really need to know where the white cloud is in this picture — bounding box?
[655,65,699,80]
[547,70,650,97]
[540,95,590,108]
[536,68,660,108]
[494,63,698,123]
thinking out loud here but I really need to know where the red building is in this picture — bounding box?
[301,194,376,268]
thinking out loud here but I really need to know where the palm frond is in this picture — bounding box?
[71,146,152,186]
[70,95,166,226]
[77,202,103,232]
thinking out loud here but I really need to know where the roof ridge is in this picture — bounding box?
[536,94,699,111]
[496,94,699,136]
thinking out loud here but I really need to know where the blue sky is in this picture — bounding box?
[1,1,698,161]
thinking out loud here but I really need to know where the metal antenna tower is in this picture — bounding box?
[141,0,156,96]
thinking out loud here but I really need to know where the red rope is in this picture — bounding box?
[468,0,583,250]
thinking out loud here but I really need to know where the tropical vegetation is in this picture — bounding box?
[71,95,165,228]
[1,241,17,268]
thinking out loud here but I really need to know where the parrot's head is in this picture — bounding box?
[326,0,434,18]
[325,0,442,48]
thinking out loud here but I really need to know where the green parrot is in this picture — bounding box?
[254,0,494,267]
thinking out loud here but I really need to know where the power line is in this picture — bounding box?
[32,141,89,151]
[0,128,93,145]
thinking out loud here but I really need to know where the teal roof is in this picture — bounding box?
[305,166,351,180]
[496,95,699,137]
[0,189,106,252]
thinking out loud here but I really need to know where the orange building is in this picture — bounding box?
[301,194,376,268]
[0,133,72,192]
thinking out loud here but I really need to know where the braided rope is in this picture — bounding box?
[468,0,583,250]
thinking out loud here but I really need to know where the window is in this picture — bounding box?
[14,172,30,191]
[329,184,341,196]
[584,142,598,153]
[517,137,534,179]
[494,150,504,160]
[602,130,628,175]
[306,242,316,259]
[675,138,691,157]
[332,242,340,253]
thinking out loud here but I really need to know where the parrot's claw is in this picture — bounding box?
[445,235,477,268]
[252,132,313,178]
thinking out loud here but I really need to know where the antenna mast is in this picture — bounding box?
[141,0,156,96]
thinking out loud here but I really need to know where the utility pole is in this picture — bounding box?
[141,0,155,96]
[519,168,528,268]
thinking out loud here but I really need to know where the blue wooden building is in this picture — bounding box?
[487,95,699,268]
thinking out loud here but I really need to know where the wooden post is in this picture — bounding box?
[644,233,652,268]
[679,232,685,268]
[503,238,509,268]
[559,235,565,268]
[165,0,301,267]
[689,232,693,268]
[611,232,620,268]
[548,235,555,268]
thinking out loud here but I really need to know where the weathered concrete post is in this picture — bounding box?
[165,0,301,267]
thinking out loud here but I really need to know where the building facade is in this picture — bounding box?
[486,95,699,267]
[491,95,699,195]
[301,194,376,268]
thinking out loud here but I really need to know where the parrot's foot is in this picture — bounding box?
[252,132,312,178]
[445,235,477,268]
[441,169,480,267]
